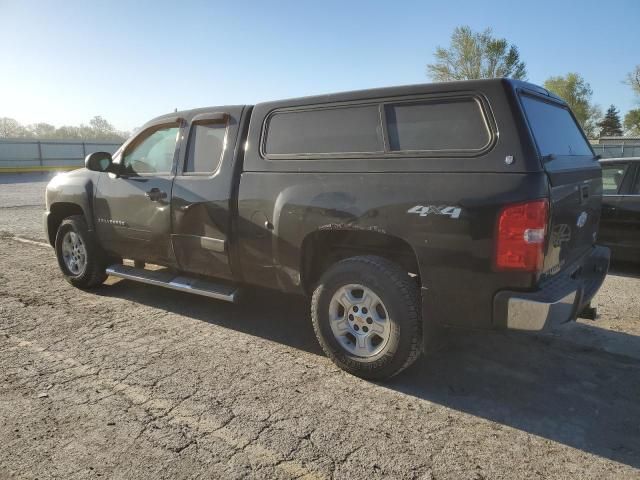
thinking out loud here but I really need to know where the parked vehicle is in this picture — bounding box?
[599,157,640,262]
[44,79,610,379]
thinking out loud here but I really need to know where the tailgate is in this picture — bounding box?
[543,158,602,275]
[519,93,602,277]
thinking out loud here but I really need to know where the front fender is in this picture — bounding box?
[45,169,100,231]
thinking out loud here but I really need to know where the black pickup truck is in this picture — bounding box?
[44,79,610,379]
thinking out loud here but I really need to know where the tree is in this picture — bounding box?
[0,116,127,141]
[0,117,30,137]
[623,109,640,136]
[27,122,56,138]
[626,65,640,97]
[53,126,82,139]
[427,26,527,81]
[87,116,129,141]
[543,73,601,138]
[598,105,623,137]
[88,116,115,138]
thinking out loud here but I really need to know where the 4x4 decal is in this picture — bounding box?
[407,205,462,219]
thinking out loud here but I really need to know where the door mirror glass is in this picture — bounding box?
[85,151,114,172]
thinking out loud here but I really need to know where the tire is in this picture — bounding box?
[54,215,108,289]
[311,255,422,380]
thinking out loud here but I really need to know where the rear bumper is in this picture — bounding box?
[493,245,610,331]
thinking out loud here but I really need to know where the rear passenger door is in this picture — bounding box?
[170,108,244,280]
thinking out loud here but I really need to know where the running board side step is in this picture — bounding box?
[105,264,238,303]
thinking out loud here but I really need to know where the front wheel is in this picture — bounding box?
[311,256,422,380]
[54,215,107,289]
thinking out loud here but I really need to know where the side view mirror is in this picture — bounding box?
[85,151,115,172]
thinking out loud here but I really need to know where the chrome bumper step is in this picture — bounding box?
[105,264,238,303]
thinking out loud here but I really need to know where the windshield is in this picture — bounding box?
[520,94,593,157]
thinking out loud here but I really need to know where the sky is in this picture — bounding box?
[1,0,639,132]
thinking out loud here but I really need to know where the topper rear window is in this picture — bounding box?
[520,94,593,157]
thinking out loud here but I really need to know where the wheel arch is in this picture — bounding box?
[47,202,87,245]
[300,227,421,294]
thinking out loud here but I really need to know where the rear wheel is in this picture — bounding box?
[55,215,107,289]
[311,256,422,380]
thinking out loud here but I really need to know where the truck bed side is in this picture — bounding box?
[234,80,548,329]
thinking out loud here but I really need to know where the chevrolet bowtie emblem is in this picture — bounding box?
[576,211,588,228]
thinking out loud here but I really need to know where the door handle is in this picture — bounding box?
[145,188,167,201]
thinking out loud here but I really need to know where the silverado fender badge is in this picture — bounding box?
[97,218,127,227]
[407,205,462,219]
[576,211,588,228]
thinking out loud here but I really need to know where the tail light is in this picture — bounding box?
[495,199,549,272]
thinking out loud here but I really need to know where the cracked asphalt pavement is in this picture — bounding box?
[1,173,639,479]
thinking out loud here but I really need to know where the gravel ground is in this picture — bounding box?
[1,173,639,479]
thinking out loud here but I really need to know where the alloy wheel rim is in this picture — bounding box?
[61,230,87,276]
[328,284,391,358]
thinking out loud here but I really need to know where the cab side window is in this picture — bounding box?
[184,122,226,174]
[601,163,627,195]
[123,125,179,174]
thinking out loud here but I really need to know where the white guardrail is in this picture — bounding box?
[0,139,121,172]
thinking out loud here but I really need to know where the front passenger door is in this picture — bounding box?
[94,121,181,265]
